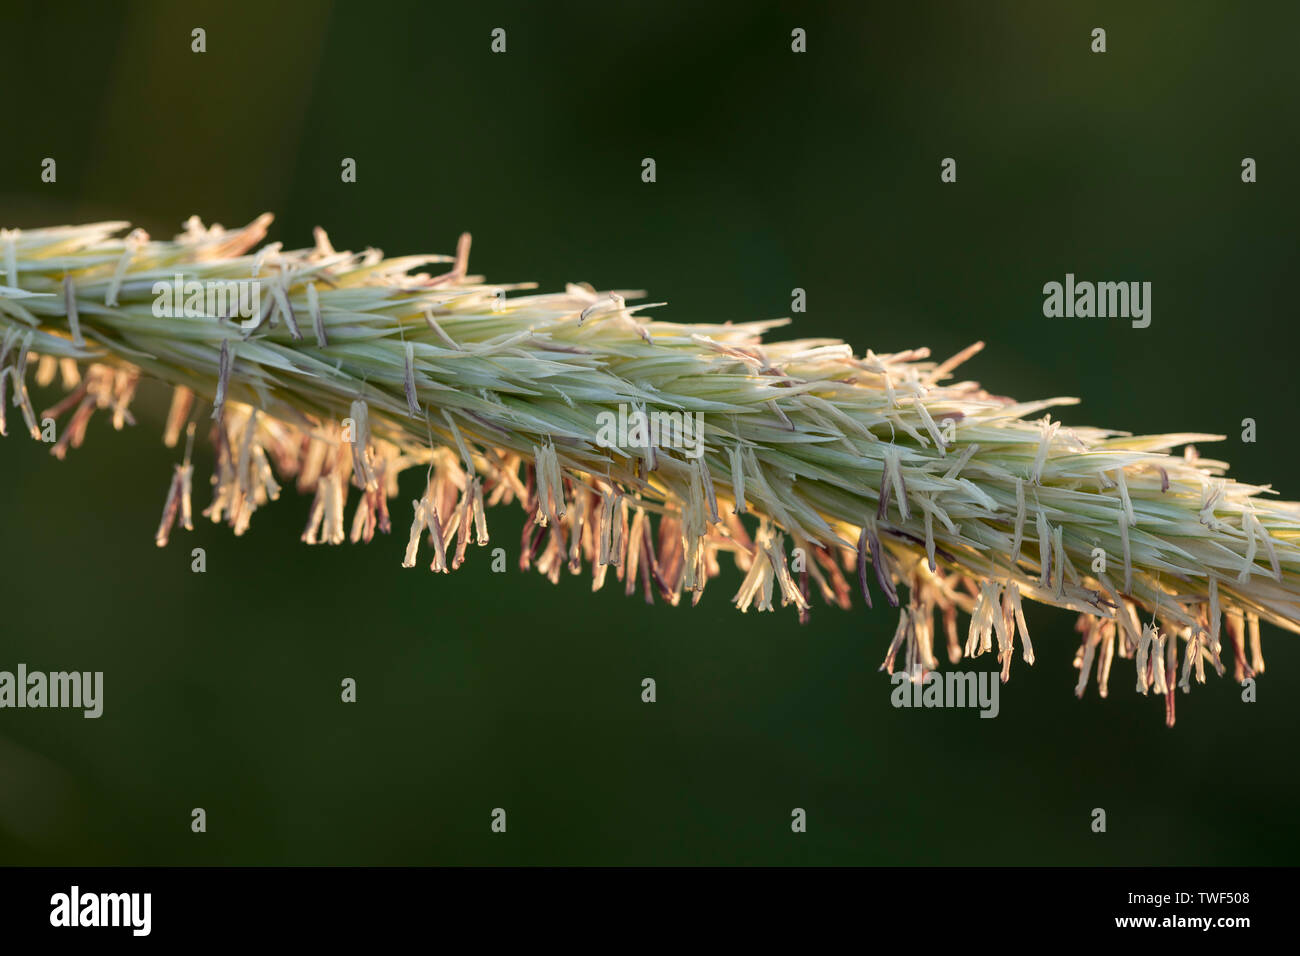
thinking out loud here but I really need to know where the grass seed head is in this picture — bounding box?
[3,214,1297,725]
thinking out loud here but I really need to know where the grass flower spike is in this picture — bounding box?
[3,214,1297,726]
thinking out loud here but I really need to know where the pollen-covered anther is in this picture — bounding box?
[1073,617,1101,698]
[155,461,193,548]
[347,400,377,491]
[164,387,195,448]
[964,581,995,658]
[402,493,429,568]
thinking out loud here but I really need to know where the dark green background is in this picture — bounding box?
[1,0,1296,864]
